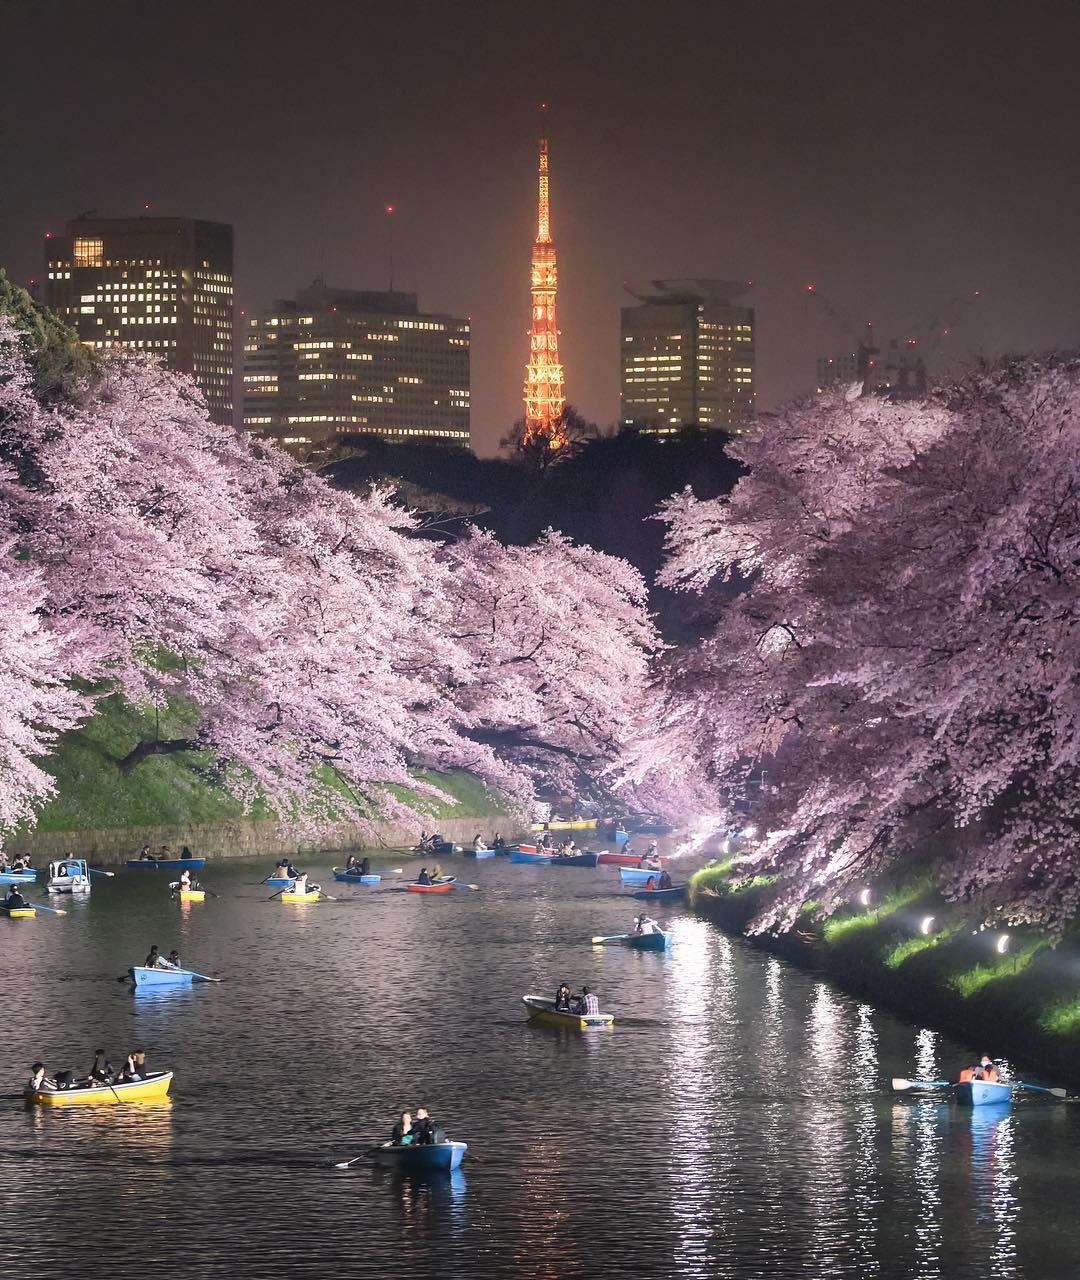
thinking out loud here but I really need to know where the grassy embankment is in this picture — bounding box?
[689,860,1080,1081]
[26,694,510,834]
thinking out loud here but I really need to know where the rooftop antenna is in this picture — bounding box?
[385,204,395,292]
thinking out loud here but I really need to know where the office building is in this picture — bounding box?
[43,216,234,424]
[816,339,927,400]
[620,279,754,434]
[243,279,470,460]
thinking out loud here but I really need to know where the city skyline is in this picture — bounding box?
[4,2,1080,455]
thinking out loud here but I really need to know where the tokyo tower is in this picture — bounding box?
[522,113,566,447]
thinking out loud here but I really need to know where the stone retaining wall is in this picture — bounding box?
[13,815,516,866]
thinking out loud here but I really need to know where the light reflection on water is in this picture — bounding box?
[1,856,1080,1278]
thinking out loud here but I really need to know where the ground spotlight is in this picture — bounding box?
[996,933,1010,955]
[919,915,935,935]
[858,888,872,907]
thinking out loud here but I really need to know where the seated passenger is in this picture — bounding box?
[644,876,656,891]
[554,983,572,1011]
[582,987,600,1015]
[410,1107,445,1145]
[975,1055,999,1082]
[430,863,443,881]
[28,1062,55,1092]
[178,869,193,890]
[4,886,27,909]
[162,950,181,969]
[359,857,371,876]
[492,834,505,852]
[658,870,673,890]
[292,872,309,894]
[145,945,162,968]
[85,1049,114,1084]
[634,913,661,935]
[417,867,432,885]
[385,1111,413,1146]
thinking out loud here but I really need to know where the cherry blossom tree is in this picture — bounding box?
[656,362,1080,933]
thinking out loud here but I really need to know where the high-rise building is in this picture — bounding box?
[522,122,566,447]
[242,279,470,460]
[816,338,927,400]
[43,216,234,425]
[620,280,754,434]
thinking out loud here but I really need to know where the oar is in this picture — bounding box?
[891,1078,952,1091]
[267,887,286,901]
[334,1147,379,1169]
[88,868,115,877]
[591,933,629,945]
[26,901,66,915]
[1016,1081,1068,1099]
[188,971,224,983]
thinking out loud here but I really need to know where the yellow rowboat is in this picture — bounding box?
[25,1070,174,1106]
[522,995,614,1030]
[2,906,36,919]
[531,818,598,831]
[281,888,320,903]
[178,889,205,902]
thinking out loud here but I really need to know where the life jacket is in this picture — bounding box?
[981,1065,999,1082]
[959,1068,975,1083]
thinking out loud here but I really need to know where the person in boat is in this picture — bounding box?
[292,872,310,894]
[28,1063,56,1092]
[472,833,487,852]
[158,844,171,858]
[634,913,661,936]
[492,834,505,852]
[180,845,194,859]
[644,875,656,891]
[359,857,371,876]
[410,1107,446,1145]
[974,1055,999,1082]
[385,1111,414,1146]
[145,945,162,968]
[178,868,194,890]
[138,844,153,861]
[555,983,572,1011]
[658,869,673,890]
[417,867,432,885]
[11,853,29,871]
[162,950,181,969]
[117,1049,147,1083]
[84,1049,115,1085]
[581,987,600,1016]
[4,886,28,909]
[430,862,445,882]
[345,854,361,874]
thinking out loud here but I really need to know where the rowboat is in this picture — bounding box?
[522,994,614,1029]
[0,870,37,884]
[333,871,382,884]
[619,866,665,884]
[1,904,36,918]
[550,852,600,868]
[464,848,495,858]
[265,876,294,887]
[413,840,460,856]
[170,882,205,902]
[597,852,666,869]
[509,849,554,864]
[626,930,673,951]
[632,885,688,902]
[47,859,91,894]
[954,1080,1012,1107]
[407,878,455,893]
[281,887,321,902]
[129,966,195,988]
[371,1140,467,1173]
[531,818,598,831]
[127,858,205,871]
[25,1070,174,1106]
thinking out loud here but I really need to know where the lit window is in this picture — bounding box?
[73,237,104,267]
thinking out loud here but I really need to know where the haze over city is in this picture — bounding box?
[5,0,1080,451]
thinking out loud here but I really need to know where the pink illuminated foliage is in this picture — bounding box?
[656,364,1080,933]
[0,321,657,836]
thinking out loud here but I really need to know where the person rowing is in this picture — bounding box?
[384,1111,414,1146]
[145,945,163,968]
[492,834,505,852]
[410,1107,446,1145]
[83,1049,115,1085]
[359,857,371,876]
[28,1063,56,1092]
[658,870,673,890]
[345,854,361,874]
[554,982,572,1011]
[178,868,195,890]
[472,833,487,852]
[161,950,181,970]
[417,867,432,885]
[959,1054,1000,1083]
[430,863,443,881]
[581,986,600,1015]
[634,913,661,936]
[4,885,28,910]
[292,871,311,894]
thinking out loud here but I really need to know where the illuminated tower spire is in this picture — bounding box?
[522,108,566,447]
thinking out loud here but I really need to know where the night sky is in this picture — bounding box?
[3,0,1080,454]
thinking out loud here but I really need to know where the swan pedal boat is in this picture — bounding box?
[333,870,382,884]
[47,859,91,893]
[954,1080,1012,1107]
[1,904,36,918]
[371,1140,467,1173]
[281,886,321,902]
[407,878,456,893]
[127,857,205,871]
[522,995,614,1029]
[26,1070,174,1106]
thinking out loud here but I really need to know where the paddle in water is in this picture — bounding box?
[591,934,629,945]
[27,901,67,916]
[891,1078,951,1091]
[1016,1081,1069,1099]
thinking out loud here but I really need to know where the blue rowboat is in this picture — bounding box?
[0,870,37,884]
[464,848,495,858]
[509,849,554,864]
[626,930,673,952]
[619,866,664,884]
[614,830,629,846]
[334,872,382,884]
[266,876,294,888]
[127,858,205,871]
[129,966,196,988]
[954,1080,1012,1107]
[371,1141,467,1173]
[631,885,687,902]
[550,852,600,868]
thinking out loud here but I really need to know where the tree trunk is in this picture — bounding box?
[117,738,200,774]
